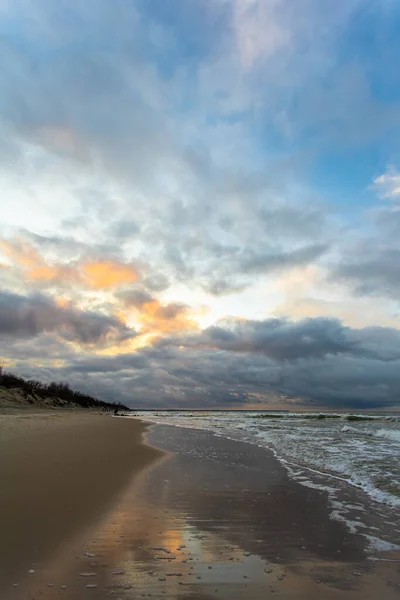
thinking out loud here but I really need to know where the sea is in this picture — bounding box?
[128,410,400,554]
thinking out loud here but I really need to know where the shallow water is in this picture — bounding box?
[129,411,400,550]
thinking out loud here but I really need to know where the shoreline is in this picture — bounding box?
[134,412,400,538]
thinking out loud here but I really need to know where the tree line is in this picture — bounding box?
[0,366,128,411]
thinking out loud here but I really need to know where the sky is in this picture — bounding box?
[1,0,400,410]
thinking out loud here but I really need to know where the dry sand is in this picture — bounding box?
[0,414,399,600]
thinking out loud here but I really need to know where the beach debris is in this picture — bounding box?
[112,570,125,575]
[177,545,186,550]
[12,584,18,587]
[158,577,166,581]
[353,572,362,576]
[149,547,171,554]
[79,572,97,577]
[61,585,67,589]
[166,573,183,577]
[85,552,96,557]
[85,584,98,588]
[243,552,251,557]
[155,555,176,560]
[197,576,202,579]
[28,569,35,574]
[48,584,54,587]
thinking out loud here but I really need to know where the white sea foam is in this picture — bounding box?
[364,535,400,553]
[341,425,373,436]
[375,428,400,442]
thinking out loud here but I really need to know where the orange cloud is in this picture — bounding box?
[0,238,139,290]
[138,299,196,334]
[28,264,59,280]
[118,289,197,337]
[0,238,45,269]
[82,261,138,288]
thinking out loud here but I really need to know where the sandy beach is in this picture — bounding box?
[0,414,399,599]
[0,411,162,594]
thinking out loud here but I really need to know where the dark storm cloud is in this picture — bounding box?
[153,318,400,409]
[159,316,400,363]
[0,290,134,344]
[6,315,400,410]
[191,317,353,360]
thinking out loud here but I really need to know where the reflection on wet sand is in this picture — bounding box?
[5,424,400,600]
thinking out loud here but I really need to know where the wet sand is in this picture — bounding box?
[1,418,399,599]
[0,412,162,593]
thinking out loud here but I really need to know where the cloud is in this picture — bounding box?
[237,243,328,275]
[118,288,197,335]
[273,265,400,330]
[1,1,400,412]
[231,0,290,69]
[160,315,400,363]
[0,290,134,345]
[185,316,353,360]
[6,315,397,410]
[332,167,400,300]
[373,166,400,200]
[0,0,372,308]
[0,237,139,290]
[334,248,400,299]
[81,261,138,288]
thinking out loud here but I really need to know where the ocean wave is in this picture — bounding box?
[256,412,400,422]
[341,425,400,443]
[375,428,400,443]
[341,425,374,436]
